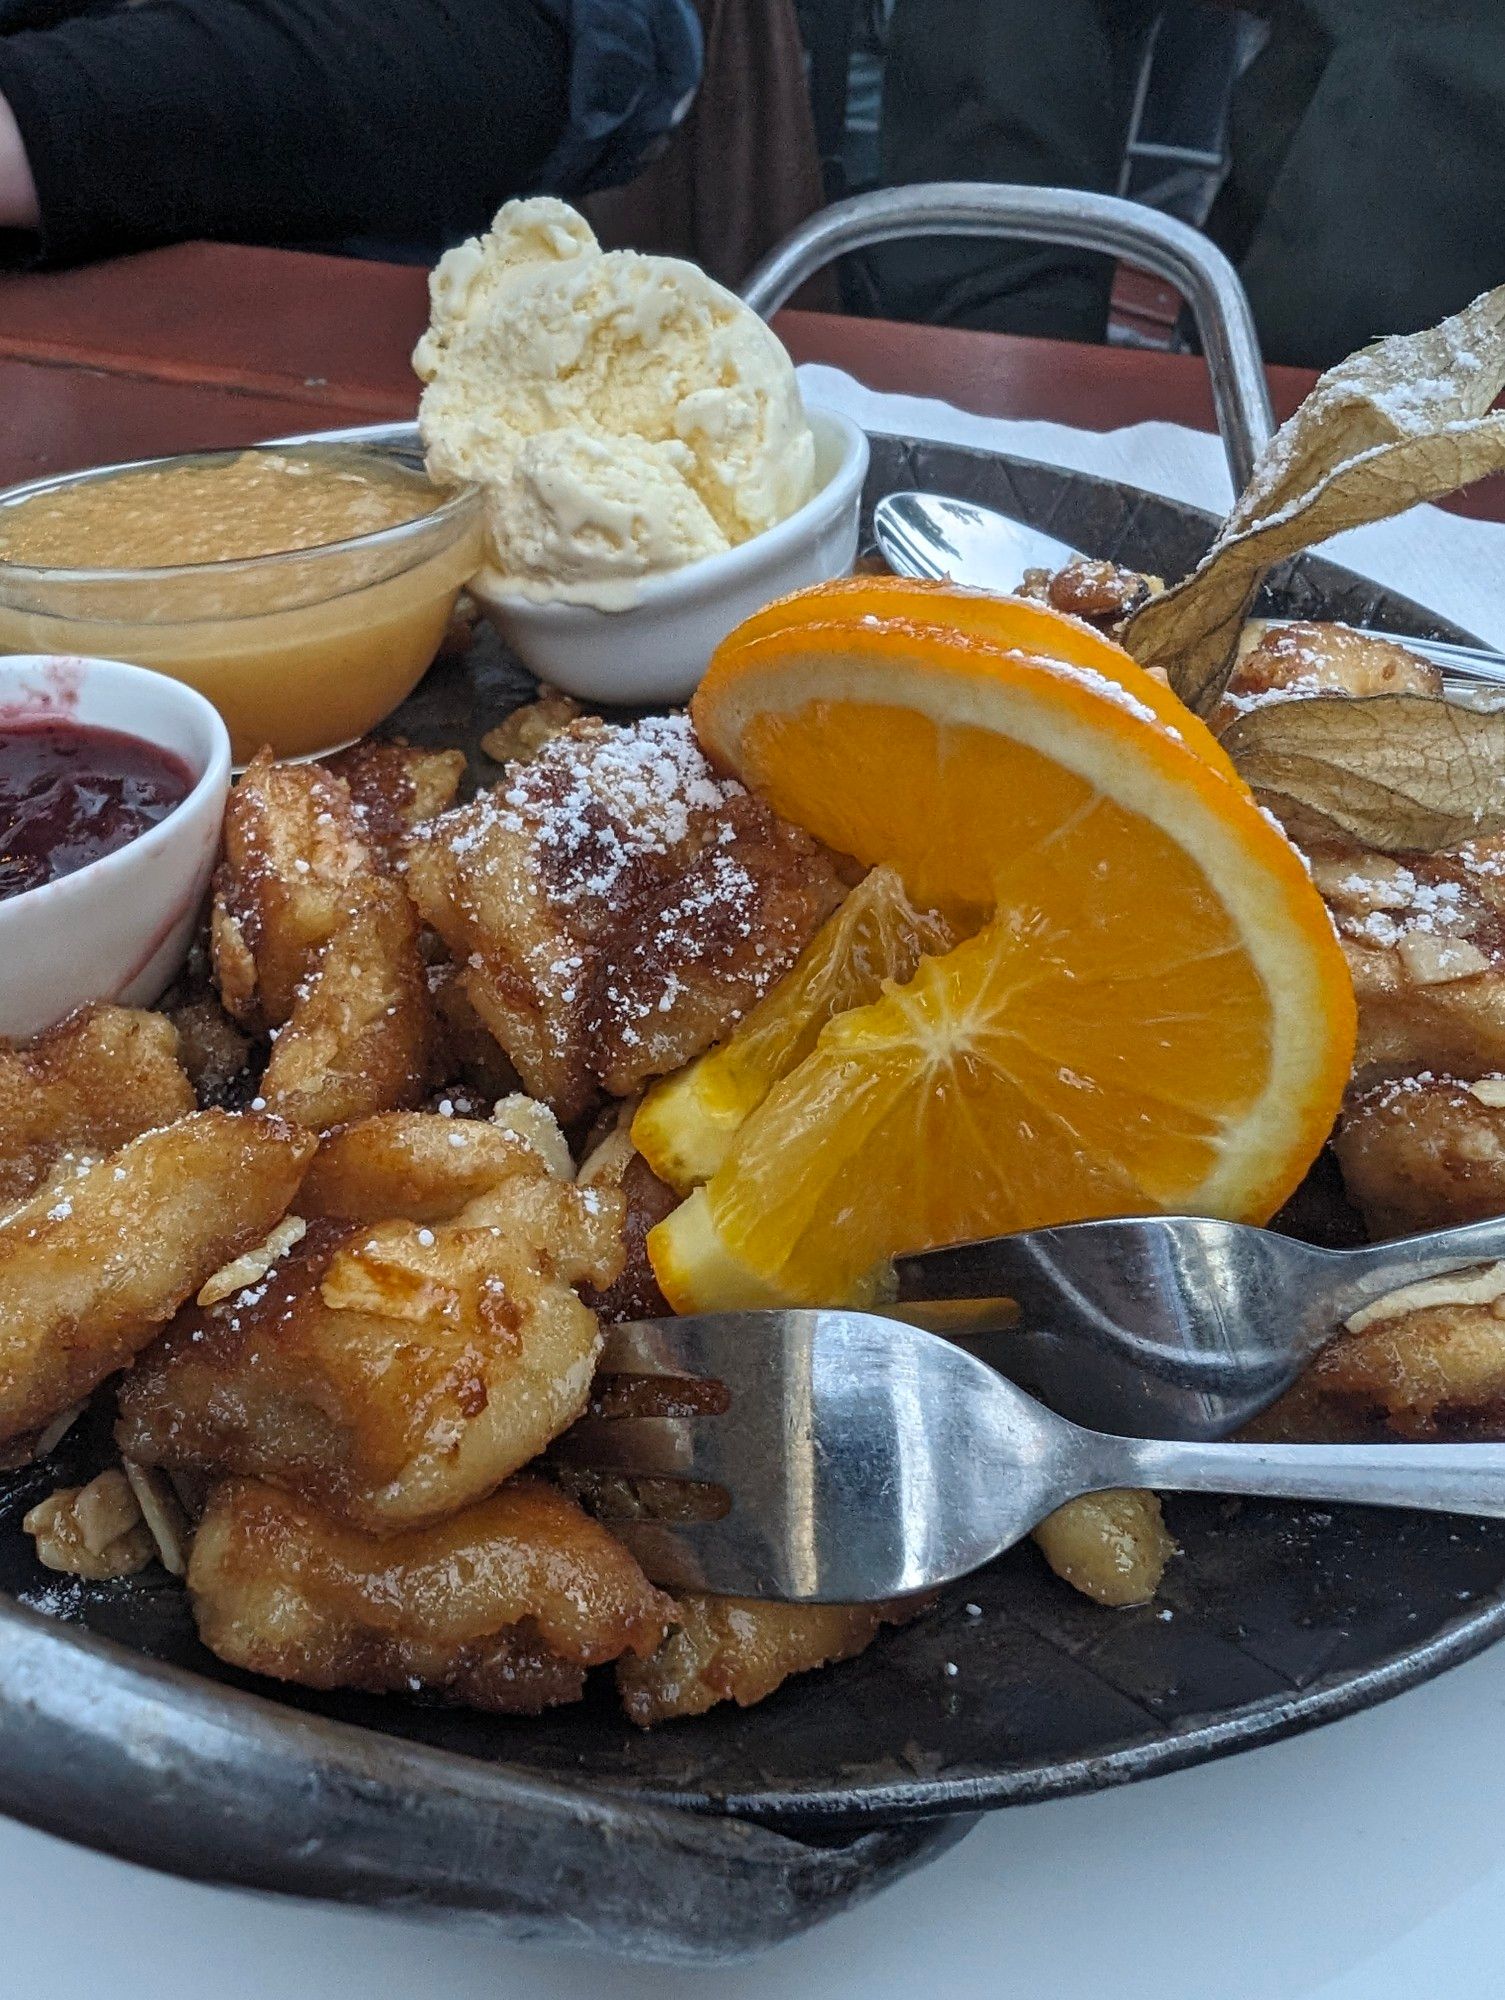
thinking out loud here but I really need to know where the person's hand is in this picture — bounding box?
[0,92,39,231]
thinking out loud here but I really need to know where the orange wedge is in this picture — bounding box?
[650,595,1355,1311]
[723,574,1240,783]
[633,865,955,1192]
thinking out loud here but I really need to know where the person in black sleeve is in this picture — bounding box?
[0,0,702,266]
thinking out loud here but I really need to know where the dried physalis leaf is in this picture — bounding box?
[1124,285,1505,714]
[1222,693,1505,853]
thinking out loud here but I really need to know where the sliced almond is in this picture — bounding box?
[122,1460,193,1578]
[1346,1260,1505,1333]
[197,1215,308,1307]
[491,1093,573,1180]
[1395,933,1492,986]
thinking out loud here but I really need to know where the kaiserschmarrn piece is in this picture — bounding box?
[575,1105,676,1323]
[0,1109,314,1447]
[23,1468,154,1581]
[210,749,372,1030]
[117,1119,624,1531]
[406,713,843,1119]
[616,1593,918,1726]
[297,1108,567,1222]
[1018,556,1161,632]
[189,1475,672,1712]
[322,738,466,866]
[0,1004,194,1208]
[1308,836,1505,1083]
[479,687,582,768]
[1221,620,1444,725]
[1032,1489,1176,1608]
[257,877,437,1131]
[1256,1268,1505,1443]
[1335,1073,1505,1238]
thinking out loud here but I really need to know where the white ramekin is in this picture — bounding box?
[471,404,870,704]
[0,655,231,1040]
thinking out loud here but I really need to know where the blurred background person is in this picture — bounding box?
[862,0,1505,367]
[0,0,700,265]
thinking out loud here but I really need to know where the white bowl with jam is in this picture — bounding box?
[0,442,483,763]
[0,655,231,1039]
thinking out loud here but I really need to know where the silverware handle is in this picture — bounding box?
[1320,1219,1505,1327]
[742,182,1275,490]
[1095,1434,1505,1520]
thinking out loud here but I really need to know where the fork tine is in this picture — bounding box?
[598,1312,801,1382]
[575,1307,1037,1600]
[549,1413,725,1479]
[602,1515,793,1598]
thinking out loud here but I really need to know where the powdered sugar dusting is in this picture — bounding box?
[1052,660,1174,734]
[431,713,744,914]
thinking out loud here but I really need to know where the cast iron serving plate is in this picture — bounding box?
[3,436,1504,1963]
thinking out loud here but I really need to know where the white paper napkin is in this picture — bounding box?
[798,361,1505,649]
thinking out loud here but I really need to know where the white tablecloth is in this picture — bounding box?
[797,362,1505,649]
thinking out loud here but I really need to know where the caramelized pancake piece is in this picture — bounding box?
[590,797,843,1097]
[258,879,436,1131]
[0,1110,315,1446]
[1257,1279,1505,1443]
[479,688,583,767]
[0,1004,194,1207]
[299,1109,566,1222]
[1032,1490,1176,1607]
[406,714,842,1119]
[1222,621,1443,723]
[617,1594,919,1725]
[323,739,465,865]
[190,1476,671,1712]
[1309,838,1505,1082]
[1336,1074,1505,1237]
[24,1470,155,1580]
[211,749,373,1029]
[576,1109,676,1323]
[1018,556,1160,632]
[118,1133,623,1531]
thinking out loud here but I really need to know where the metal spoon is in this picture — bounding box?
[872,488,1505,687]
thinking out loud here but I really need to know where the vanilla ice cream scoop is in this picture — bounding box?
[413,198,816,607]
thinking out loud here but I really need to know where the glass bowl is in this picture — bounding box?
[0,441,483,761]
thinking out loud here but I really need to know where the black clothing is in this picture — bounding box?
[875,0,1505,370]
[873,0,1156,344]
[0,0,572,265]
[1216,0,1505,366]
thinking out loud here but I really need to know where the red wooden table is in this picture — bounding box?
[0,240,1499,521]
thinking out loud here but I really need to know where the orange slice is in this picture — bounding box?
[651,603,1355,1310]
[723,575,1240,783]
[633,864,955,1192]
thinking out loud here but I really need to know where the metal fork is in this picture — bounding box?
[553,1310,1505,1602]
[891,1214,1505,1441]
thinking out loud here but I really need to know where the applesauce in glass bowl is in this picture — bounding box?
[0,441,483,761]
